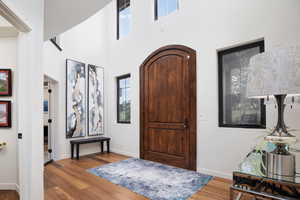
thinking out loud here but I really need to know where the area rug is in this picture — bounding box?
[87,158,212,200]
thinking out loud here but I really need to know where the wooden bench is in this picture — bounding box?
[70,137,110,160]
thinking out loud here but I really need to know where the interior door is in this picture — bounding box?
[140,45,197,170]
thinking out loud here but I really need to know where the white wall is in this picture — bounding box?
[43,8,110,160]
[0,37,18,190]
[43,0,300,179]
[104,0,300,178]
[0,16,18,38]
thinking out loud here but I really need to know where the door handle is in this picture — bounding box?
[183,119,189,129]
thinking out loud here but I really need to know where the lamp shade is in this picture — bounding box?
[247,46,300,98]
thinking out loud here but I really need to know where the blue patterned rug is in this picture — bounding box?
[87,158,212,200]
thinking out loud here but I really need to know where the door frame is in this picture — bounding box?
[139,45,197,170]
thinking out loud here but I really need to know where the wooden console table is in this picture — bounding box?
[231,152,300,200]
[70,137,110,160]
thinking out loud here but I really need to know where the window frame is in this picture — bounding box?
[117,74,131,124]
[218,40,266,129]
[117,0,131,40]
[50,36,62,51]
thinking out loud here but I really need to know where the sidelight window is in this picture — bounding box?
[117,74,131,123]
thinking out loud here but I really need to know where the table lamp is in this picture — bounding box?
[247,46,300,177]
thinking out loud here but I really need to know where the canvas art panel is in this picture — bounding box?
[0,69,12,96]
[0,101,11,128]
[66,59,86,138]
[88,65,104,136]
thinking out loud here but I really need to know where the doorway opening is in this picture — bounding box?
[43,76,57,165]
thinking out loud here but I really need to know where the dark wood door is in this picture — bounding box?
[140,45,197,170]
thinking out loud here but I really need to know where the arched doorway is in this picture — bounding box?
[140,45,197,170]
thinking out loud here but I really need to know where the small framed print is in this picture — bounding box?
[0,69,12,96]
[0,101,11,128]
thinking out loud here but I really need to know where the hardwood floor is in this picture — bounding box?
[0,190,19,200]
[45,153,232,200]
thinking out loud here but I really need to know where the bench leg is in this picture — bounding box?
[76,144,80,160]
[107,140,110,153]
[71,144,74,159]
[101,141,104,153]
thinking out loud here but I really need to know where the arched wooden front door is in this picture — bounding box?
[140,45,197,170]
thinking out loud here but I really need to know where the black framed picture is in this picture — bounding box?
[218,40,266,128]
[0,101,11,128]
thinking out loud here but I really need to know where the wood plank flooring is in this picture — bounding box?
[0,190,19,200]
[45,153,232,200]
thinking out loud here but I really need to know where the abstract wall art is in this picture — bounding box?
[88,65,104,136]
[0,101,11,128]
[66,59,86,138]
[0,69,12,96]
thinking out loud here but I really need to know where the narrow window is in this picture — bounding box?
[117,0,131,39]
[117,74,131,123]
[155,0,179,20]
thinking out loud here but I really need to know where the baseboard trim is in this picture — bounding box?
[15,184,20,195]
[197,168,232,180]
[110,148,139,158]
[0,183,19,191]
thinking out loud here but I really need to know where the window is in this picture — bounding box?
[117,74,131,123]
[155,0,179,20]
[218,40,266,128]
[117,0,131,39]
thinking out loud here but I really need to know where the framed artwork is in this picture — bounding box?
[66,59,86,138]
[0,101,11,128]
[0,69,12,96]
[218,40,266,128]
[88,65,104,136]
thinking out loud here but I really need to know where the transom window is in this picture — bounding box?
[117,74,131,123]
[155,0,179,20]
[117,0,131,39]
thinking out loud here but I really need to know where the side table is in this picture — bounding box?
[231,151,300,200]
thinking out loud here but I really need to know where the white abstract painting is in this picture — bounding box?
[66,59,86,138]
[88,65,104,136]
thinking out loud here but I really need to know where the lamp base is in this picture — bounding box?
[264,95,297,144]
[266,144,295,178]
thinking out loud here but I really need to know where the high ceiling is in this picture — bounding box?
[44,0,111,41]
